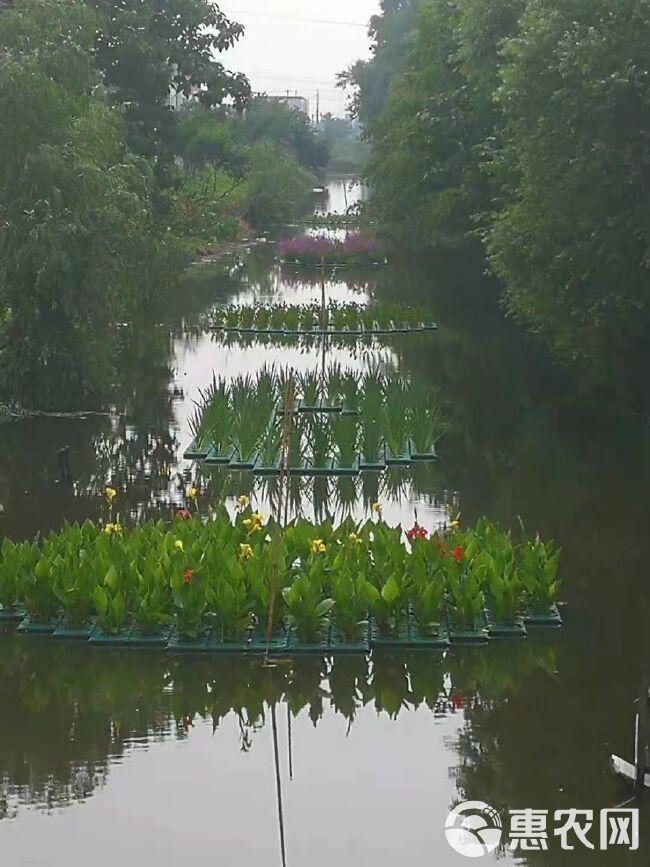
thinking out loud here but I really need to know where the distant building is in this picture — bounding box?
[268,94,310,117]
[168,83,202,111]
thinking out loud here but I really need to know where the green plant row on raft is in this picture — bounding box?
[210,302,437,334]
[186,365,446,469]
[0,511,562,649]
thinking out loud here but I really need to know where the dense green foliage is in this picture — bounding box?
[172,99,328,228]
[0,0,330,408]
[353,0,650,388]
[91,0,250,178]
[0,509,560,639]
[0,0,181,408]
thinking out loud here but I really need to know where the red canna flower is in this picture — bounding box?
[451,694,464,710]
[451,546,463,562]
[407,523,428,542]
[183,715,193,732]
[182,568,194,585]
[176,508,191,520]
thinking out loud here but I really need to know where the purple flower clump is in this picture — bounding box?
[278,234,382,266]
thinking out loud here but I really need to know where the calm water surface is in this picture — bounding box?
[1,179,649,865]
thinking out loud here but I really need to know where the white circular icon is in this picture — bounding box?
[445,800,503,858]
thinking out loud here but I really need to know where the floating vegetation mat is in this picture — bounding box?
[185,365,445,475]
[278,234,384,267]
[0,515,563,654]
[210,302,437,335]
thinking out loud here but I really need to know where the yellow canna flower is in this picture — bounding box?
[187,486,198,500]
[371,502,382,514]
[236,495,250,511]
[103,523,114,535]
[104,487,117,504]
[103,523,122,536]
[239,543,253,561]
[349,532,363,545]
[310,539,327,555]
[448,520,460,530]
[174,539,184,551]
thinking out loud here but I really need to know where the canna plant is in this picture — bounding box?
[283,557,334,643]
[132,555,174,635]
[475,520,524,625]
[519,537,562,613]
[369,522,410,635]
[50,523,102,626]
[409,540,446,636]
[207,553,253,642]
[330,533,378,640]
[92,563,130,635]
[444,548,487,632]
[0,538,39,614]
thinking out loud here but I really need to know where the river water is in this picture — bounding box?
[1,178,649,865]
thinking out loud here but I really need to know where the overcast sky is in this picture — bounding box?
[219,1,381,117]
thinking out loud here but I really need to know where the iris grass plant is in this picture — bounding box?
[189,366,446,471]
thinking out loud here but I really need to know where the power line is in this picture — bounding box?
[225,8,368,28]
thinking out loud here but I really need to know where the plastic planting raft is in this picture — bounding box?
[212,322,438,336]
[1,605,561,654]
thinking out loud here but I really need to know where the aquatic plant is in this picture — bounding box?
[210,302,433,333]
[520,537,561,613]
[278,234,383,267]
[0,511,562,642]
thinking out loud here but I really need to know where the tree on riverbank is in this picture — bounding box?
[0,0,180,409]
[349,0,650,397]
[0,0,323,409]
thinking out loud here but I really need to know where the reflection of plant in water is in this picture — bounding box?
[0,633,562,818]
[328,656,369,728]
[285,658,329,727]
[367,657,410,719]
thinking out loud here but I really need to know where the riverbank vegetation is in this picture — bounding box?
[344,0,650,400]
[0,0,330,411]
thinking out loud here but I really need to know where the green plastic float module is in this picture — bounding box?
[17,614,63,635]
[52,619,96,641]
[370,614,411,650]
[329,623,371,654]
[183,440,211,461]
[252,452,283,477]
[128,624,175,648]
[247,627,288,655]
[228,450,259,471]
[205,444,237,465]
[212,323,439,337]
[409,439,437,462]
[87,624,134,646]
[166,628,210,653]
[483,607,527,638]
[523,603,563,628]
[285,623,332,654]
[0,606,27,623]
[205,630,249,654]
[385,442,412,466]
[359,443,387,472]
[407,609,451,649]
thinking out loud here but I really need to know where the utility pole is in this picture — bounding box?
[316,89,320,126]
